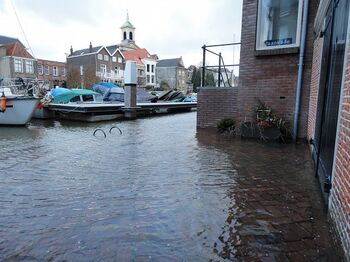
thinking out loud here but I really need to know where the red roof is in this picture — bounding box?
[4,42,34,59]
[122,48,151,66]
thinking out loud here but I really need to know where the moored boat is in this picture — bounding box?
[0,79,39,125]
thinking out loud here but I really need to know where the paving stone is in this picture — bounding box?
[198,136,344,261]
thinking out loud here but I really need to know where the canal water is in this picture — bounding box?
[0,112,337,261]
[0,112,236,261]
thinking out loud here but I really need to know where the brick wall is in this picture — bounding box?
[329,31,350,261]
[237,0,319,138]
[37,59,66,86]
[197,87,238,128]
[307,37,323,139]
[197,0,319,137]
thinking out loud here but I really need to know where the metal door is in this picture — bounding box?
[314,0,349,200]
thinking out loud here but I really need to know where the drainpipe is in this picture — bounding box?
[293,0,310,142]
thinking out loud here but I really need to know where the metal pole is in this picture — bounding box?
[202,45,206,87]
[292,0,309,142]
[218,52,222,87]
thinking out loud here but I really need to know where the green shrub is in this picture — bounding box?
[217,118,235,133]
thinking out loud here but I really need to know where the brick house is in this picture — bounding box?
[0,37,37,81]
[122,48,157,87]
[37,59,66,87]
[156,57,188,93]
[198,0,350,258]
[66,43,125,87]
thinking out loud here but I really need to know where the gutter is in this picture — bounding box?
[293,0,310,142]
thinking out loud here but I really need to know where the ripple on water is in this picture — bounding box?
[0,113,237,260]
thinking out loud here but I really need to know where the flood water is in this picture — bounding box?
[0,112,336,261]
[0,112,236,261]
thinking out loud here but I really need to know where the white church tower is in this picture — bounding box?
[121,11,136,45]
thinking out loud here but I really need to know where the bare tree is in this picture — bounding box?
[83,66,100,89]
[66,68,81,88]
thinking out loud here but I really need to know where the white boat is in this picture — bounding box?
[0,80,39,125]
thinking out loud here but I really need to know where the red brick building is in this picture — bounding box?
[37,59,66,87]
[197,0,350,258]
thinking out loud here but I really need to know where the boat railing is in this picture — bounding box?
[0,78,47,96]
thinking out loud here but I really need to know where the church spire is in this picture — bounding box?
[121,10,136,44]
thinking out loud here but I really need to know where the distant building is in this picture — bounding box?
[66,43,125,87]
[0,35,24,46]
[211,68,234,87]
[37,59,66,87]
[122,48,157,87]
[0,36,37,81]
[157,57,188,93]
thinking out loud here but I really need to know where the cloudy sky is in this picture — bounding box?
[0,0,242,67]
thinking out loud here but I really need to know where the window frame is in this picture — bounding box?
[53,66,58,76]
[38,64,43,75]
[255,0,304,51]
[25,60,34,74]
[98,54,103,60]
[45,65,50,75]
[114,66,119,75]
[104,55,109,61]
[112,57,117,62]
[100,64,107,75]
[14,58,23,73]
[60,67,66,76]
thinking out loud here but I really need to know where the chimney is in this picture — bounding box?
[70,46,73,55]
[89,42,92,53]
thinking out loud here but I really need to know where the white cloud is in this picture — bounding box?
[0,0,242,67]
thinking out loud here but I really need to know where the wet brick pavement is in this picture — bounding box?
[197,131,343,262]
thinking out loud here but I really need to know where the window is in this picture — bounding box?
[38,64,43,75]
[100,64,106,75]
[129,32,133,40]
[104,55,109,61]
[114,66,119,75]
[98,54,103,60]
[45,65,49,75]
[256,0,303,50]
[53,66,58,76]
[60,67,66,76]
[151,65,154,73]
[25,60,33,73]
[147,75,150,83]
[80,65,84,76]
[112,57,117,62]
[117,57,122,63]
[151,75,154,83]
[14,59,23,73]
[147,64,150,72]
[123,31,127,40]
[82,95,94,102]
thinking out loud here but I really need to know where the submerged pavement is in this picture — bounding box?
[197,130,341,261]
[0,113,342,261]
